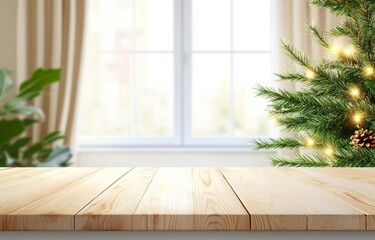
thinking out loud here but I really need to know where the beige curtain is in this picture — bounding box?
[16,0,86,150]
[274,0,341,154]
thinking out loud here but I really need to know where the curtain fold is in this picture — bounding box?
[274,0,341,154]
[16,0,86,152]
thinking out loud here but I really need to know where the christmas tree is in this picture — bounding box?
[254,0,375,167]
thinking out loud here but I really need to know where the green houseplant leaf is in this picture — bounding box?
[42,131,65,145]
[0,68,72,167]
[23,118,38,126]
[0,119,25,145]
[7,137,32,156]
[3,105,45,119]
[37,145,72,167]
[17,68,60,98]
[0,68,13,98]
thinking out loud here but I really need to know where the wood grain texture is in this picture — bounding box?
[220,168,307,231]
[5,168,132,230]
[133,168,249,230]
[75,168,158,230]
[288,168,375,230]
[0,168,98,230]
[133,168,194,230]
[220,168,366,231]
[271,168,367,231]
[1,168,375,231]
[191,168,250,230]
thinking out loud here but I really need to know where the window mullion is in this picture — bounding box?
[181,0,192,146]
[131,0,137,137]
[229,0,234,137]
[173,0,184,146]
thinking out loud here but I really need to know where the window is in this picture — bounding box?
[79,0,275,147]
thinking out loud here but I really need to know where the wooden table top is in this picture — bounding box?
[0,167,374,231]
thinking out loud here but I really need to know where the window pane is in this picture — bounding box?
[233,0,271,51]
[192,54,230,136]
[233,53,273,136]
[80,53,133,136]
[87,0,133,51]
[135,0,174,51]
[135,54,174,136]
[192,0,231,51]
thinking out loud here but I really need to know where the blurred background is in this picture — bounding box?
[0,0,339,166]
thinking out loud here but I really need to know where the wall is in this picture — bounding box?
[76,148,272,167]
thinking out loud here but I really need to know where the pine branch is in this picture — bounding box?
[277,113,351,137]
[270,154,333,167]
[277,115,315,132]
[308,23,329,48]
[256,84,372,138]
[311,0,360,16]
[280,40,311,68]
[329,15,374,62]
[335,146,375,167]
[253,137,303,150]
[328,23,351,37]
[310,67,364,97]
[256,86,356,112]
[254,0,375,168]
[275,72,308,83]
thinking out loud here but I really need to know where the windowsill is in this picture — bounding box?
[77,146,275,153]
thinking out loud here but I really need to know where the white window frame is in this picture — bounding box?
[79,0,277,148]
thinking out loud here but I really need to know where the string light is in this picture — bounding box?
[364,66,374,76]
[305,69,316,80]
[324,147,334,157]
[306,138,315,147]
[343,47,355,58]
[353,113,363,124]
[349,87,360,98]
[330,43,342,56]
[270,118,279,125]
[329,43,355,58]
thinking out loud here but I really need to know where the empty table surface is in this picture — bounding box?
[0,167,374,231]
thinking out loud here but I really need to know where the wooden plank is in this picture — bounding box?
[75,168,158,230]
[289,168,375,230]
[0,167,51,179]
[133,168,193,230]
[220,168,307,230]
[133,168,249,230]
[0,168,99,230]
[191,168,250,230]
[220,168,366,231]
[5,168,132,231]
[270,168,367,231]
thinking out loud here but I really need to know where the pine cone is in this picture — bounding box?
[350,129,375,148]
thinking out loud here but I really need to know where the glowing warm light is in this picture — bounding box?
[270,118,279,125]
[330,44,342,56]
[365,66,374,76]
[353,113,362,123]
[324,147,334,157]
[305,69,316,80]
[350,87,360,98]
[343,47,355,57]
[306,138,315,147]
